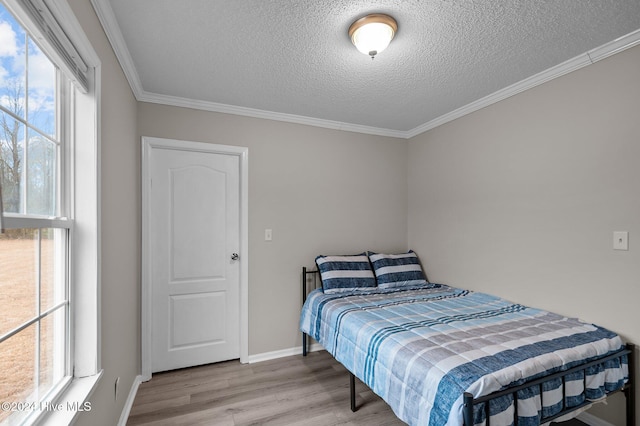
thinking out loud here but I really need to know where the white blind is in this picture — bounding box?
[19,0,89,92]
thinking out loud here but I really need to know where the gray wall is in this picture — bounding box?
[407,45,640,423]
[137,104,409,355]
[68,1,140,425]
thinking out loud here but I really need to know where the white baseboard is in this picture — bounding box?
[117,375,143,426]
[246,343,324,364]
[577,412,614,426]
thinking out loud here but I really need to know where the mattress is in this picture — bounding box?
[299,284,628,425]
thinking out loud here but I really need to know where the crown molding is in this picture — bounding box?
[90,0,144,98]
[406,28,640,138]
[90,0,640,141]
[138,91,411,139]
[588,27,640,62]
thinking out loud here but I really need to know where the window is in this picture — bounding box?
[0,1,99,424]
[0,4,70,424]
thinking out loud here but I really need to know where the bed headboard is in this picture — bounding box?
[302,267,320,305]
[301,267,320,357]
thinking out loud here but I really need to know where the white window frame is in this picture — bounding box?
[1,1,102,424]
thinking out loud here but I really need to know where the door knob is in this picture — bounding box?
[231,253,239,261]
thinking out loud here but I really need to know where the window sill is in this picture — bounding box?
[36,370,103,425]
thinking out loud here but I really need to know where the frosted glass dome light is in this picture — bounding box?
[349,14,398,59]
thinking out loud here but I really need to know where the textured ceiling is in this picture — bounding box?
[95,0,640,137]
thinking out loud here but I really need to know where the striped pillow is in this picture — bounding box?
[315,254,376,294]
[368,250,428,289]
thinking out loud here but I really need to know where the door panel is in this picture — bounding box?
[170,292,225,348]
[150,147,240,373]
[170,166,225,281]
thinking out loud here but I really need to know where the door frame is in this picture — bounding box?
[141,136,249,380]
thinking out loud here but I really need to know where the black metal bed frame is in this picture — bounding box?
[301,267,636,425]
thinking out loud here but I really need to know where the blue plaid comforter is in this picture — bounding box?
[299,284,628,425]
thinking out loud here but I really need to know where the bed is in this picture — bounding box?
[299,252,635,426]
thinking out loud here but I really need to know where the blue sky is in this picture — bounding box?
[1,2,58,215]
[0,2,56,137]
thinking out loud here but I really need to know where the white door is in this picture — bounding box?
[148,144,241,373]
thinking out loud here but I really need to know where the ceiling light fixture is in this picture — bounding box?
[348,13,397,59]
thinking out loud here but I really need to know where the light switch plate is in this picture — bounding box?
[265,229,273,241]
[613,231,628,250]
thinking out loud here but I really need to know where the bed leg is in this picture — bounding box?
[350,372,357,412]
[463,392,474,426]
[302,266,308,357]
[626,343,636,426]
[302,332,307,357]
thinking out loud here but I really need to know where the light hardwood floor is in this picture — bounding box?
[127,350,588,426]
[127,350,405,425]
